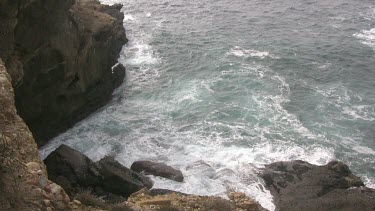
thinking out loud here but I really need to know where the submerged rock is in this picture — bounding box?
[260,160,375,211]
[131,160,184,182]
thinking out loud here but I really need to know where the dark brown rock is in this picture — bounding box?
[260,160,375,211]
[131,161,184,182]
[0,0,127,147]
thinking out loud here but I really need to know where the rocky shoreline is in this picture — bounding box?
[0,0,374,210]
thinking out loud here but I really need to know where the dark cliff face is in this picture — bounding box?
[0,0,127,146]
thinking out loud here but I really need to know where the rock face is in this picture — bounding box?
[0,60,70,210]
[131,160,184,182]
[260,160,375,211]
[0,0,127,147]
[45,145,152,197]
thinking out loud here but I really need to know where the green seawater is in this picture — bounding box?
[42,0,375,209]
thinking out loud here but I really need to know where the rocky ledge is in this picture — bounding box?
[261,160,375,211]
[0,0,127,147]
[44,144,264,211]
[44,144,375,211]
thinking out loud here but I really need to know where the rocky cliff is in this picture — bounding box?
[0,0,127,146]
[0,59,72,210]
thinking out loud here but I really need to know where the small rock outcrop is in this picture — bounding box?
[131,160,184,182]
[260,160,375,211]
[0,0,127,147]
[45,145,152,197]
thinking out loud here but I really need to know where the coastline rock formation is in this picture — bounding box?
[131,160,184,182]
[260,160,375,211]
[0,0,127,147]
[45,145,153,197]
[0,60,71,210]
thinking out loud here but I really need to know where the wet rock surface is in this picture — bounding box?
[131,160,184,182]
[260,160,375,211]
[45,145,152,198]
[0,0,127,147]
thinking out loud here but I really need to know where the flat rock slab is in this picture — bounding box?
[131,161,184,182]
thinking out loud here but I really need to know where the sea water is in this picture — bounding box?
[41,1,375,210]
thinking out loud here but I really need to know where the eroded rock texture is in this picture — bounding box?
[261,160,375,211]
[0,60,71,211]
[0,0,127,146]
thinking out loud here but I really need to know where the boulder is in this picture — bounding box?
[260,160,375,211]
[44,144,101,191]
[96,156,153,195]
[44,145,152,197]
[131,161,184,182]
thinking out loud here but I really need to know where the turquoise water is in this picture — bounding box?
[42,0,375,209]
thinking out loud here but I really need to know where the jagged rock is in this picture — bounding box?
[260,160,375,211]
[96,156,153,195]
[131,161,184,182]
[0,0,127,147]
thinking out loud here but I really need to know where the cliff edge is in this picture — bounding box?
[0,0,127,146]
[0,59,73,210]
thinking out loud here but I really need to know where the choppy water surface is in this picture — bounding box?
[42,0,375,210]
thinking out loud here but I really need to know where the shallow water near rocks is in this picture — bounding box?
[41,0,375,210]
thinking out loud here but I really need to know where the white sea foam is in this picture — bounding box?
[124,14,135,21]
[342,105,375,121]
[352,146,375,155]
[228,46,277,59]
[363,176,375,189]
[125,42,159,66]
[99,0,121,5]
[354,28,375,49]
